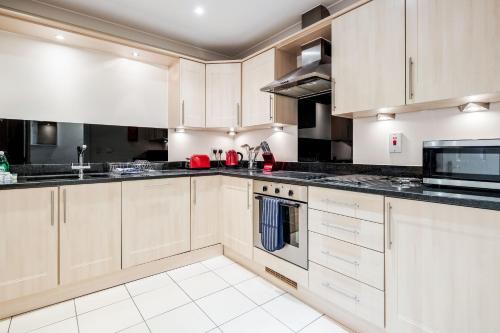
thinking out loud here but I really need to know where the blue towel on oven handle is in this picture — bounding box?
[260,196,285,252]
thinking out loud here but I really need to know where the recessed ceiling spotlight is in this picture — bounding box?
[175,127,185,133]
[55,34,65,41]
[194,6,205,16]
[376,113,396,121]
[458,102,490,113]
[227,129,237,136]
[272,124,284,132]
[132,51,139,57]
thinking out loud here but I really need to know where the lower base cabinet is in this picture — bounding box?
[0,187,58,302]
[122,178,190,268]
[385,198,500,333]
[191,176,221,250]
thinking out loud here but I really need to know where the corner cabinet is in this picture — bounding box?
[122,178,190,268]
[385,198,500,333]
[406,0,500,104]
[206,63,241,129]
[168,58,206,128]
[59,183,122,285]
[332,0,405,114]
[0,187,58,302]
[242,48,297,127]
[191,176,221,250]
[221,177,253,259]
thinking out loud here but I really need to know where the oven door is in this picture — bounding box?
[253,195,308,269]
[423,140,500,190]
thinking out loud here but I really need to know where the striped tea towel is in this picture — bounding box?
[260,196,285,252]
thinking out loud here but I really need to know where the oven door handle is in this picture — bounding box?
[254,195,301,208]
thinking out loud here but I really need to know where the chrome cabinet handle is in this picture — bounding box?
[321,222,360,235]
[193,179,197,205]
[321,250,359,266]
[236,102,241,127]
[269,95,273,120]
[247,182,251,209]
[322,282,360,303]
[63,189,67,224]
[324,199,359,209]
[386,202,392,249]
[181,100,185,126]
[408,57,414,100]
[50,190,55,226]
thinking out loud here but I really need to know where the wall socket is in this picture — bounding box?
[389,133,402,153]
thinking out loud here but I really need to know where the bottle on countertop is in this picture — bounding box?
[0,151,9,172]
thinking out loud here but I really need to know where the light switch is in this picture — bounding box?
[389,133,402,153]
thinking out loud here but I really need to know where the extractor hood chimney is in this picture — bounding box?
[261,5,332,99]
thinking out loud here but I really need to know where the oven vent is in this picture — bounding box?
[265,267,298,289]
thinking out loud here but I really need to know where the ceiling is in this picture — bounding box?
[34,0,338,57]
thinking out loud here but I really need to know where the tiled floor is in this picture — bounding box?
[0,256,350,333]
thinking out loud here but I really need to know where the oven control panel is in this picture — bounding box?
[254,180,308,202]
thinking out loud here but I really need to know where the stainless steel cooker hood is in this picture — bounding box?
[261,38,332,99]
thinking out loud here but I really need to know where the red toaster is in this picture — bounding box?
[189,154,211,169]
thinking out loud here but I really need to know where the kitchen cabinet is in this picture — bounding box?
[406,0,500,104]
[168,58,206,128]
[242,48,297,127]
[332,0,405,115]
[221,177,253,259]
[59,183,122,285]
[122,178,190,268]
[0,187,58,302]
[385,197,500,333]
[191,176,221,250]
[206,63,241,128]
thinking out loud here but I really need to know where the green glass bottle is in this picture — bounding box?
[0,151,10,172]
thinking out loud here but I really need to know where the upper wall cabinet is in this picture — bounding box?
[242,49,297,127]
[206,63,241,129]
[406,0,500,104]
[332,0,406,115]
[169,58,206,128]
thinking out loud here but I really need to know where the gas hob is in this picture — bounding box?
[315,174,422,189]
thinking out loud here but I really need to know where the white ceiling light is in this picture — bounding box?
[227,129,237,136]
[272,124,284,132]
[376,113,396,121]
[175,127,185,133]
[55,34,65,40]
[458,102,490,113]
[194,6,205,16]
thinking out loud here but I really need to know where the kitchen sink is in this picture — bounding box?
[21,173,110,182]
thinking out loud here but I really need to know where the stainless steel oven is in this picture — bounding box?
[423,139,500,190]
[253,180,308,269]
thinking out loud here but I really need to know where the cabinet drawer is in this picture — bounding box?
[309,232,384,290]
[309,209,384,252]
[309,262,384,328]
[309,187,384,223]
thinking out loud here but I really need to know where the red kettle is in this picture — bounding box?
[225,150,243,167]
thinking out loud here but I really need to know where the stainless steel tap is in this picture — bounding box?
[72,145,90,179]
[241,144,260,170]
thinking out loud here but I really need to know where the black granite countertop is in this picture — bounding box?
[2,167,500,212]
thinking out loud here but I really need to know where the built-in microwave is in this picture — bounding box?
[423,139,500,190]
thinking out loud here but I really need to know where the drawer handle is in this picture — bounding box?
[324,199,359,209]
[322,282,360,303]
[321,222,360,235]
[321,250,359,266]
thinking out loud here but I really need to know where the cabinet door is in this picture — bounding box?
[406,0,500,104]
[221,177,253,259]
[206,63,241,128]
[60,183,121,285]
[122,178,190,268]
[332,0,405,114]
[0,187,58,302]
[180,59,206,127]
[385,198,500,333]
[242,49,275,127]
[191,176,221,250]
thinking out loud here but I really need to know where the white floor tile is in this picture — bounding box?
[147,302,216,333]
[30,317,78,333]
[201,256,235,270]
[214,263,256,285]
[220,307,293,333]
[0,318,10,333]
[178,271,229,299]
[9,300,75,333]
[196,287,256,326]
[234,277,284,305]
[300,316,350,333]
[118,322,150,333]
[133,283,191,319]
[75,285,130,314]
[77,299,143,333]
[207,329,222,333]
[126,272,174,296]
[167,263,209,282]
[262,294,321,331]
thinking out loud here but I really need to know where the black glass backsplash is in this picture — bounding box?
[0,119,168,164]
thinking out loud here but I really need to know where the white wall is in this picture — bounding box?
[0,30,168,128]
[168,126,298,162]
[353,102,500,166]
